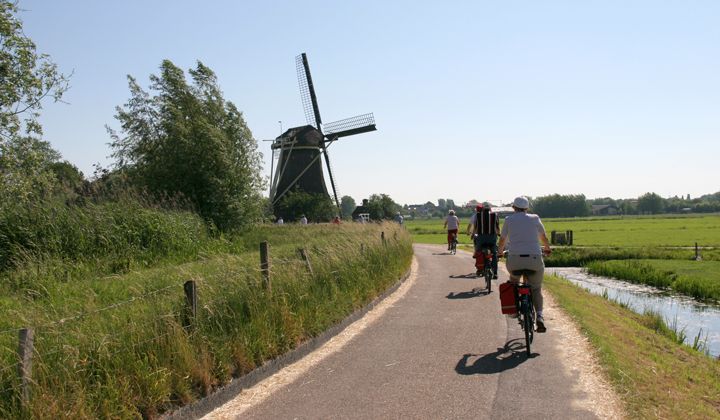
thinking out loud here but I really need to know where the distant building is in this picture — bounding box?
[352,199,371,221]
[591,204,620,216]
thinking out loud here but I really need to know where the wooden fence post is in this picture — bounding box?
[551,230,557,245]
[18,328,34,407]
[260,241,271,291]
[695,242,701,261]
[360,243,365,254]
[381,231,386,245]
[183,280,197,327]
[297,248,314,276]
[567,230,573,245]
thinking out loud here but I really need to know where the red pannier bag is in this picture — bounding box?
[499,282,517,315]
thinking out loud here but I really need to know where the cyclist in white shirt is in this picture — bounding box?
[443,210,460,250]
[498,196,552,332]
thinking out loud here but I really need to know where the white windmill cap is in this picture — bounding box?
[513,196,530,209]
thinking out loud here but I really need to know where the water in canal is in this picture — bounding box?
[547,267,720,357]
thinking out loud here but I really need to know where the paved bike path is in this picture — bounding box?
[207,244,599,419]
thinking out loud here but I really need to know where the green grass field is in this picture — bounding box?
[406,213,720,247]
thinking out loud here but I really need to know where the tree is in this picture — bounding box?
[274,190,335,222]
[1,1,69,139]
[366,193,401,220]
[0,135,60,207]
[532,194,589,218]
[109,60,264,230]
[437,199,446,210]
[637,192,664,214]
[340,195,356,219]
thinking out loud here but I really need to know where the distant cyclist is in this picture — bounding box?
[443,209,460,251]
[467,204,500,278]
[498,196,552,333]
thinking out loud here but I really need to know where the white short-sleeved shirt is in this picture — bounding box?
[500,212,546,255]
[445,215,459,230]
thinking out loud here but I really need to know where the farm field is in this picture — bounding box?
[405,213,720,248]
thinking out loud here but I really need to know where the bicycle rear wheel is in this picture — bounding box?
[522,301,533,356]
[485,268,492,292]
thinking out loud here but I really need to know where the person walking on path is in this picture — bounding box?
[498,196,552,332]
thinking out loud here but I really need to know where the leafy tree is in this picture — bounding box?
[437,199,446,210]
[0,1,69,139]
[637,192,664,214]
[0,135,60,206]
[274,189,335,222]
[533,194,589,217]
[366,193,401,220]
[109,60,264,231]
[340,195,356,219]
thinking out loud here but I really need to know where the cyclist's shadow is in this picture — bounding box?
[455,339,533,375]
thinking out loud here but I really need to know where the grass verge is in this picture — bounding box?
[0,222,412,418]
[545,274,720,418]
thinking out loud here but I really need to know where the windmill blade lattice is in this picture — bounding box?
[324,113,376,138]
[296,54,321,129]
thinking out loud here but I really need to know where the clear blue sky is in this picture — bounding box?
[20,0,720,206]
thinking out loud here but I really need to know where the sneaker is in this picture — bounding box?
[536,317,547,333]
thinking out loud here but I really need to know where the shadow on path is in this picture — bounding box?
[449,273,477,279]
[432,252,455,256]
[455,339,536,375]
[446,289,490,299]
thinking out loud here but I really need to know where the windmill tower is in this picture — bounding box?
[269,53,377,217]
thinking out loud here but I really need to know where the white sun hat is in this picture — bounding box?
[512,196,530,209]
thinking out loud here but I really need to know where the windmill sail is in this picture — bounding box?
[324,113,377,139]
[296,53,322,130]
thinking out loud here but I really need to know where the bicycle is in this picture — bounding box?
[449,232,458,255]
[509,269,536,357]
[477,247,493,292]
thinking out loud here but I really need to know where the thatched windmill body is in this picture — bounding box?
[269,53,377,217]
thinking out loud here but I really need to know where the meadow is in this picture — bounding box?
[0,222,412,418]
[405,213,720,247]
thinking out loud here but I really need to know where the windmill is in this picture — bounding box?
[269,53,377,218]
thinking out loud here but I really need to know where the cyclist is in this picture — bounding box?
[443,209,460,251]
[498,196,552,333]
[467,204,500,279]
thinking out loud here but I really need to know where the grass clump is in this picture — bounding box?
[545,274,720,418]
[587,259,720,301]
[0,222,412,418]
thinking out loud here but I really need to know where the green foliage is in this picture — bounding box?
[366,193,401,220]
[274,189,336,222]
[340,195,356,219]
[109,60,264,231]
[532,193,589,218]
[0,223,412,418]
[0,0,70,138]
[637,192,665,214]
[0,136,61,206]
